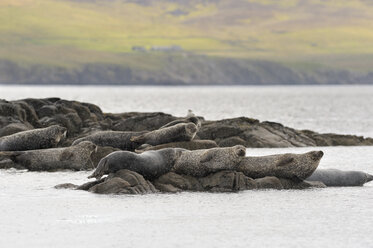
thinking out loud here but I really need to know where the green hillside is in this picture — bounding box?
[1,0,373,84]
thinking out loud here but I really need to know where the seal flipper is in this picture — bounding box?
[276,156,294,167]
[199,151,214,164]
[88,159,108,179]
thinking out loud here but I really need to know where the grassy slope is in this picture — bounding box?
[1,0,373,73]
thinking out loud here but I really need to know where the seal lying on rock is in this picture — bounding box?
[159,116,202,129]
[0,125,67,151]
[72,131,146,150]
[88,148,185,180]
[173,145,246,177]
[135,140,218,153]
[0,141,96,171]
[236,151,324,181]
[131,123,198,146]
[306,169,373,186]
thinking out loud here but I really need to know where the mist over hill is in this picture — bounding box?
[1,0,373,84]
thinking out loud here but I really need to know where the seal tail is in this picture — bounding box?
[0,151,22,161]
[88,159,108,179]
[367,174,373,183]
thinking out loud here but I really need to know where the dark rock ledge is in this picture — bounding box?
[1,98,372,148]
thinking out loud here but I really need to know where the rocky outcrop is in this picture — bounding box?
[1,98,372,150]
[73,169,325,195]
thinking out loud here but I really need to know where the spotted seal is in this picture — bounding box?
[72,131,145,150]
[236,151,324,181]
[1,141,96,171]
[173,145,246,177]
[131,123,198,146]
[0,125,67,151]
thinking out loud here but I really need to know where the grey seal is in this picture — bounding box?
[1,141,96,171]
[306,169,373,186]
[88,148,185,180]
[236,151,324,181]
[131,123,198,146]
[0,125,67,151]
[173,145,246,177]
[72,131,146,150]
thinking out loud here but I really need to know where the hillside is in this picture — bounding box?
[1,0,373,84]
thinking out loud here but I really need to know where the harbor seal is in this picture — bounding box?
[0,125,67,151]
[173,145,246,177]
[306,169,373,186]
[72,131,146,150]
[236,151,324,181]
[131,123,198,146]
[1,141,96,171]
[135,140,218,153]
[88,148,185,180]
[159,116,202,129]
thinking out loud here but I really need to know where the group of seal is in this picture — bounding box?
[0,108,372,193]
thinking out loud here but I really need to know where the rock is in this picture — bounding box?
[154,172,203,191]
[153,183,182,193]
[54,183,78,189]
[254,177,284,189]
[87,170,157,194]
[199,170,256,192]
[218,136,246,147]
[88,177,132,194]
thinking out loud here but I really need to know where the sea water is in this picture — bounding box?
[0,85,372,248]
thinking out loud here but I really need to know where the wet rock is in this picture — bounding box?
[54,183,78,189]
[87,170,157,194]
[254,177,284,189]
[199,170,256,192]
[154,172,203,191]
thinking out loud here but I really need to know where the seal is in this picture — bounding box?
[1,141,96,171]
[0,125,67,151]
[236,151,324,181]
[306,169,373,186]
[159,116,201,129]
[72,131,146,150]
[135,140,218,153]
[131,123,198,146]
[88,148,185,180]
[173,145,246,177]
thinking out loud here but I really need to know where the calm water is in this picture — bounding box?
[0,85,373,248]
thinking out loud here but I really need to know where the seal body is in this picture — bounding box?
[88,148,185,180]
[131,123,198,146]
[4,141,96,171]
[72,131,145,150]
[173,145,246,177]
[0,125,67,151]
[306,169,373,186]
[160,116,202,129]
[236,151,324,181]
[135,140,218,153]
